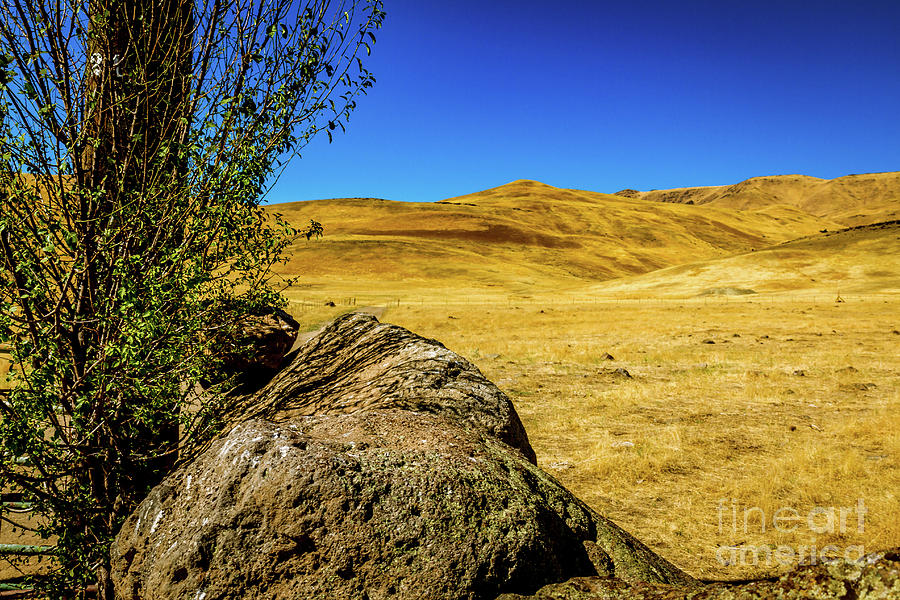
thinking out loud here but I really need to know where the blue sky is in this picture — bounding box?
[264,0,900,205]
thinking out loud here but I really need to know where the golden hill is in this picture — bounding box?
[587,220,900,297]
[625,171,900,227]
[269,179,839,297]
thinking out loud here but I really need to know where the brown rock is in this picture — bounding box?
[840,382,878,392]
[111,314,695,600]
[112,413,694,600]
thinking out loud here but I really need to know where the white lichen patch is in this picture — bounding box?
[218,438,239,458]
[150,510,164,535]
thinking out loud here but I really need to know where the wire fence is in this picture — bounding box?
[287,292,899,312]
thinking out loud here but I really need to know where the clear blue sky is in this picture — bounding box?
[264,0,900,204]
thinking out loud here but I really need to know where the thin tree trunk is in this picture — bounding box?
[80,0,194,593]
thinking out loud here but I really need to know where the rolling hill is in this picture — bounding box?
[587,220,900,297]
[268,173,898,299]
[622,171,900,227]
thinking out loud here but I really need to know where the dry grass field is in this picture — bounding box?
[275,294,900,581]
[369,296,900,581]
[273,291,900,582]
[272,178,834,294]
[7,296,896,582]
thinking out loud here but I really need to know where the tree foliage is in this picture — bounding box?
[0,0,384,596]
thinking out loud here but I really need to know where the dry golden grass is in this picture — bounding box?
[0,512,49,580]
[0,348,10,391]
[352,296,900,581]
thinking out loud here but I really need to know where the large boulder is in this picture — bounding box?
[111,314,695,599]
[111,413,695,600]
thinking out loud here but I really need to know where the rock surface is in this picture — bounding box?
[112,414,695,600]
[227,312,536,465]
[111,314,695,599]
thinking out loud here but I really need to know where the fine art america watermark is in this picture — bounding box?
[716,498,868,567]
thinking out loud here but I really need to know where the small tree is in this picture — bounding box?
[0,0,384,597]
